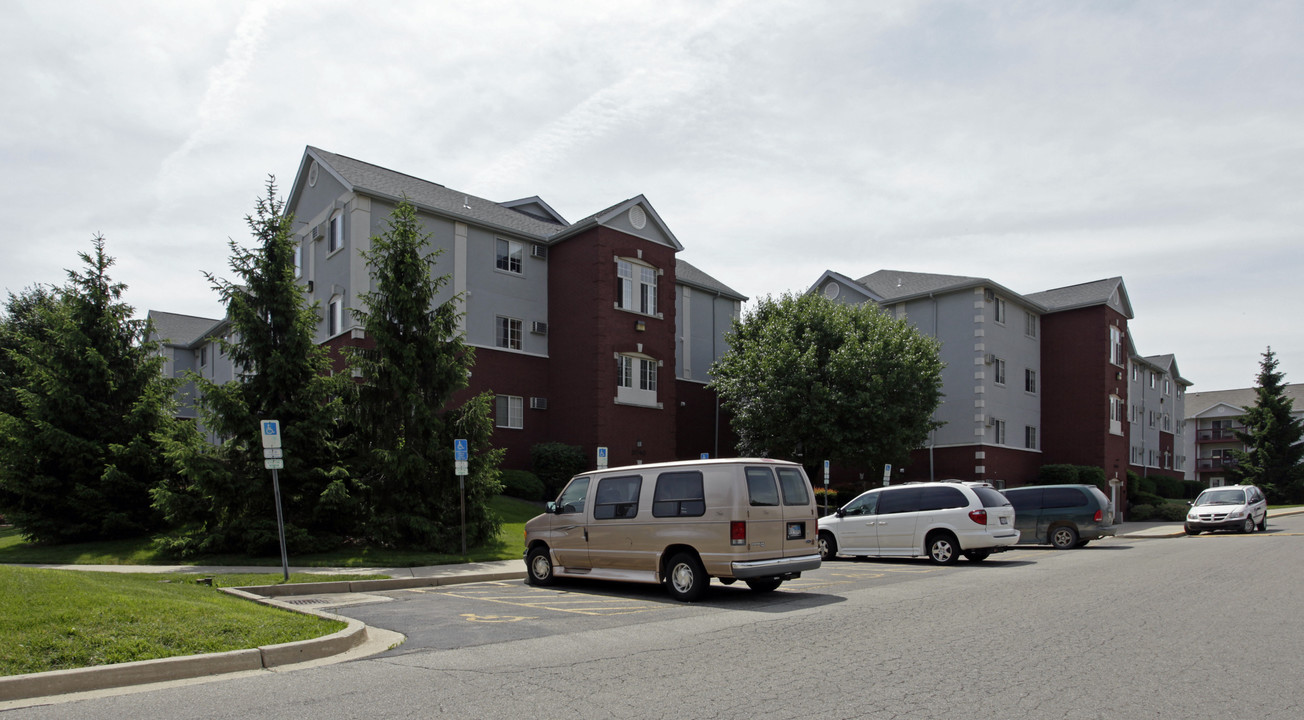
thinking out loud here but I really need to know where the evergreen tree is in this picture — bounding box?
[350,199,501,551]
[1229,347,1304,503]
[0,238,173,542]
[153,179,359,555]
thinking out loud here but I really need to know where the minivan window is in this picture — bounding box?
[842,491,878,516]
[556,477,590,514]
[746,467,780,507]
[1003,488,1039,512]
[919,486,968,511]
[776,467,810,506]
[974,486,1013,508]
[1044,487,1088,508]
[593,475,642,519]
[652,471,705,518]
[877,487,923,514]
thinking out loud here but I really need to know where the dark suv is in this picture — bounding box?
[1000,484,1117,549]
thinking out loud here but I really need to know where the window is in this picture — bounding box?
[198,345,207,368]
[1164,378,1170,395]
[328,295,343,336]
[616,354,659,406]
[496,238,523,274]
[1025,368,1037,393]
[993,419,1006,445]
[328,213,343,253]
[878,487,923,514]
[1110,326,1124,366]
[994,297,1006,324]
[842,491,879,516]
[777,467,811,506]
[496,316,522,350]
[495,395,523,429]
[616,259,657,315]
[1132,363,1139,381]
[745,468,780,506]
[1109,395,1124,435]
[593,475,641,520]
[555,477,590,514]
[294,241,303,278]
[652,471,705,517]
[994,358,1006,385]
[1044,488,1088,508]
[918,487,968,511]
[1025,425,1037,450]
[1025,311,1037,337]
[1149,372,1156,389]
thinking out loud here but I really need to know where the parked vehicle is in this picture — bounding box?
[816,482,1019,564]
[523,458,822,601]
[1000,484,1117,549]
[1185,485,1267,535]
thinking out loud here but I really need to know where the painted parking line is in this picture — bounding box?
[412,582,666,617]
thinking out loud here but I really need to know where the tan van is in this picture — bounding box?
[523,458,822,601]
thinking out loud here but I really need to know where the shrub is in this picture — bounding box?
[531,442,588,495]
[813,487,843,510]
[1133,474,1157,495]
[1078,466,1107,492]
[1130,490,1165,508]
[499,470,545,502]
[1151,503,1188,522]
[1129,504,1156,521]
[1151,475,1184,499]
[1182,480,1205,499]
[1038,464,1079,484]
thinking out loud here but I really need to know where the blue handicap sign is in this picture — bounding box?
[263,421,279,436]
[454,438,469,461]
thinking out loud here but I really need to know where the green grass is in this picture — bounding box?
[0,566,352,677]
[0,495,543,568]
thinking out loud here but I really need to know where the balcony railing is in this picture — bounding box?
[1197,428,1239,443]
[1197,456,1238,471]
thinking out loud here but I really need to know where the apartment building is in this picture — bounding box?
[153,146,745,470]
[1183,384,1304,486]
[809,271,1190,497]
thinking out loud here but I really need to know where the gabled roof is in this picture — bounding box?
[548,195,683,251]
[147,310,223,347]
[1185,384,1304,418]
[1027,277,1134,319]
[854,270,1046,311]
[806,270,882,303]
[1143,354,1192,386]
[675,259,747,301]
[498,196,567,225]
[290,147,569,240]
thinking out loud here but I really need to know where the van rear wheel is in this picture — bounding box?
[926,532,960,565]
[665,552,709,602]
[1050,525,1079,550]
[526,546,555,586]
[745,578,782,593]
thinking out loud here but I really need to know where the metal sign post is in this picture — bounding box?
[823,460,830,515]
[454,439,468,555]
[260,420,290,582]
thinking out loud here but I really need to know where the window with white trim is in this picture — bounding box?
[1110,326,1125,366]
[993,358,1006,385]
[1025,425,1037,450]
[328,213,343,254]
[294,241,303,278]
[994,297,1006,324]
[496,316,522,350]
[1109,394,1124,435]
[495,395,523,429]
[496,238,523,274]
[616,353,659,406]
[1025,368,1037,394]
[616,259,657,315]
[993,419,1006,445]
[1025,311,1037,338]
[328,295,343,336]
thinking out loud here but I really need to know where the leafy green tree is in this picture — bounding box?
[1229,347,1304,503]
[0,239,173,542]
[349,199,501,551]
[153,179,358,555]
[709,292,944,477]
[531,442,588,496]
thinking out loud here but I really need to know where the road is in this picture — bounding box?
[7,515,1303,719]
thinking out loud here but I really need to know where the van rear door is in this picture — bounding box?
[743,467,785,557]
[776,466,818,556]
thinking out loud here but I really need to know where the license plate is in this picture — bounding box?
[787,522,806,540]
[999,517,1008,525]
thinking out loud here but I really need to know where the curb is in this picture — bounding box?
[0,569,524,703]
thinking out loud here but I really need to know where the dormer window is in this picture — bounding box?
[616,258,657,315]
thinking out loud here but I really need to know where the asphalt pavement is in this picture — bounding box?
[4,510,1300,706]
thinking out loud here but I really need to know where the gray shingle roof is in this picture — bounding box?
[1026,277,1127,313]
[855,270,987,301]
[676,259,747,301]
[1186,384,1304,418]
[147,310,222,347]
[307,147,568,240]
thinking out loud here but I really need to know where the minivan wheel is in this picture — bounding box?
[1258,516,1268,532]
[1050,525,1079,550]
[1242,517,1255,534]
[745,578,782,593]
[926,533,960,565]
[818,531,838,561]
[963,550,991,562]
[665,552,708,602]
[526,546,555,586]
[1185,525,1201,536]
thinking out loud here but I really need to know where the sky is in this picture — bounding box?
[2,0,1301,393]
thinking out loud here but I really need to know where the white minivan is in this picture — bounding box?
[817,481,1020,563]
[524,458,822,601]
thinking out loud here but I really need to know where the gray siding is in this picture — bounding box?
[676,284,739,382]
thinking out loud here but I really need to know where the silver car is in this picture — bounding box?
[1185,485,1267,535]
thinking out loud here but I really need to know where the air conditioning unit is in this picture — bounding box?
[984,289,995,302]
[529,397,548,410]
[984,353,995,365]
[531,321,548,335]
[986,417,997,427]
[310,225,322,241]
[531,244,548,259]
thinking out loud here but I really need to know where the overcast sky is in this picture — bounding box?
[3,0,1300,393]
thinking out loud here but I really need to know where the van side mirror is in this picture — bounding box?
[546,501,558,514]
[836,508,847,518]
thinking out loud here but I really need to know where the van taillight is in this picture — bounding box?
[1094,509,1103,522]
[968,509,988,525]
[730,521,746,546]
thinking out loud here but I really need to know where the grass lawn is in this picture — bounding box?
[0,495,542,568]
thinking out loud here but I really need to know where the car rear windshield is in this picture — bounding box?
[974,487,1011,508]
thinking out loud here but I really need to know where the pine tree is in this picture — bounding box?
[153,179,359,555]
[1229,347,1304,503]
[0,238,173,542]
[350,199,501,551]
